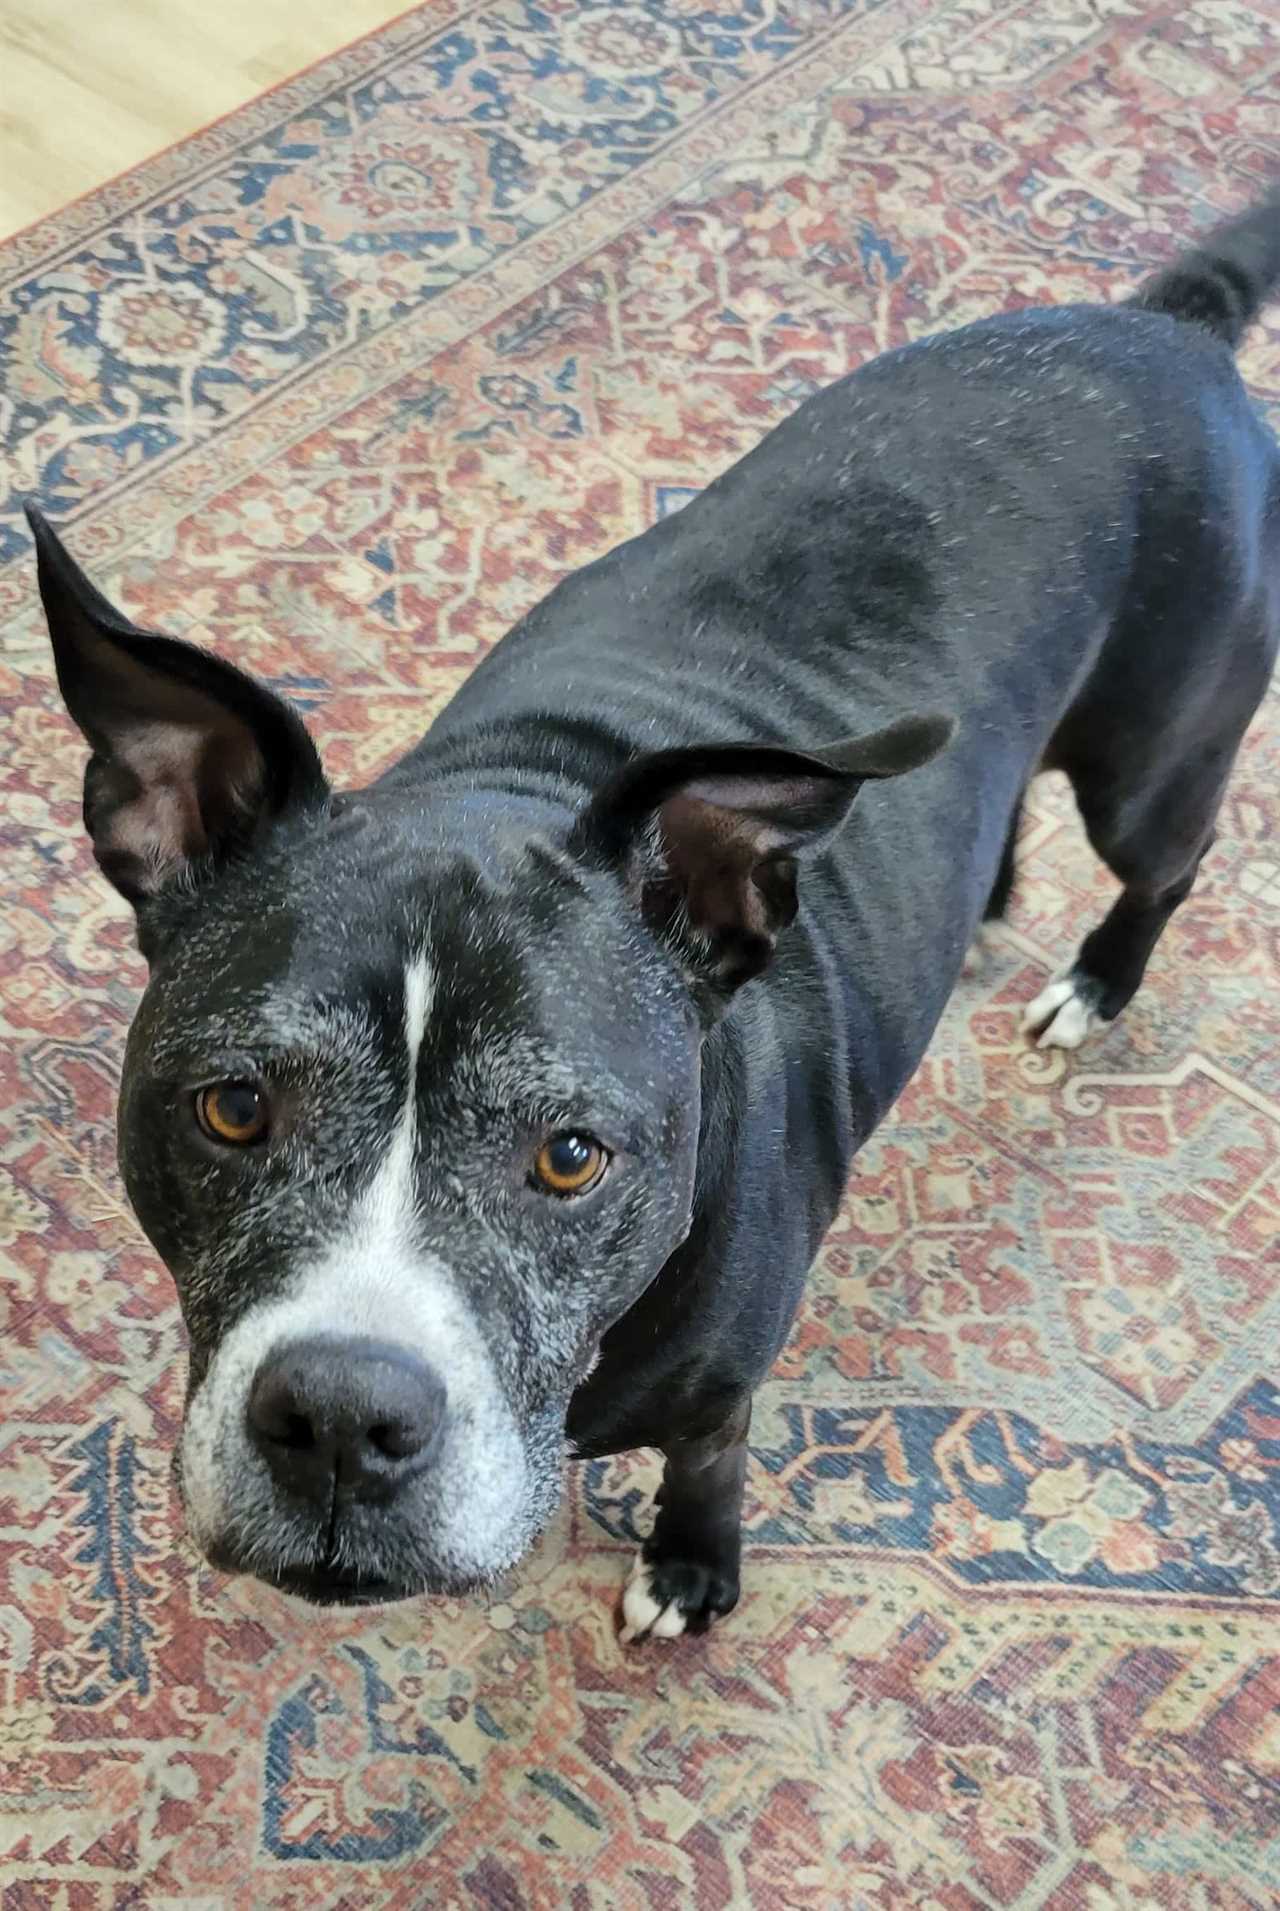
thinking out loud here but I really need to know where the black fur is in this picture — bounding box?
[1132,187,1280,345]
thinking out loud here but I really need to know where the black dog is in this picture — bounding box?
[28,194,1279,1638]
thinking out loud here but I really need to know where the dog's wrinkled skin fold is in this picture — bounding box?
[30,195,1280,1628]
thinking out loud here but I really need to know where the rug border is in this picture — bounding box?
[0,0,945,599]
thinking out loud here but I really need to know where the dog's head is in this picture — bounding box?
[30,507,949,1604]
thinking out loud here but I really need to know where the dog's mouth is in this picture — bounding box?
[264,1564,421,1608]
[206,1547,489,1607]
[201,1527,506,1607]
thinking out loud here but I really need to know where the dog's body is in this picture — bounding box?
[30,196,1280,1635]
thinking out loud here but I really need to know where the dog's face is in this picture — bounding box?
[29,506,948,1603]
[119,799,702,1601]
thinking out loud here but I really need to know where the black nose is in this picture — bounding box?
[246,1337,447,1503]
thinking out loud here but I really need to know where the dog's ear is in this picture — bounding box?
[576,714,954,997]
[26,504,329,917]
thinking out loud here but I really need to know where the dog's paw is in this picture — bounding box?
[1021,973,1104,1050]
[618,1550,740,1645]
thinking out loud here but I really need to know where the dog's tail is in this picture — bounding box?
[1130,189,1280,349]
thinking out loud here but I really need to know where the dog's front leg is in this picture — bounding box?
[619,1399,751,1643]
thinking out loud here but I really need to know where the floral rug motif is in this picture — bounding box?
[2,2,1279,1905]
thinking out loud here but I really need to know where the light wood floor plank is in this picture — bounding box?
[0,0,404,238]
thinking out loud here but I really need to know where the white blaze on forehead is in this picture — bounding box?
[363,953,433,1239]
[179,946,533,1577]
[404,952,434,1070]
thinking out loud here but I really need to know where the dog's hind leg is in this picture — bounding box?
[1025,587,1276,1051]
[619,1399,750,1643]
[1024,719,1254,1049]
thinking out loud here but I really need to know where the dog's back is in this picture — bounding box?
[424,197,1280,791]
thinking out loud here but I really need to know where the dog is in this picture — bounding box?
[27,193,1280,1639]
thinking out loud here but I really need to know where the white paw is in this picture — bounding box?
[1020,976,1099,1050]
[619,1555,686,1645]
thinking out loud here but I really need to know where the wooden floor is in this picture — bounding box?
[0,0,404,238]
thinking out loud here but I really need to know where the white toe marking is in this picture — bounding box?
[1022,976,1099,1051]
[619,1555,686,1645]
[1020,976,1073,1033]
[1038,994,1096,1050]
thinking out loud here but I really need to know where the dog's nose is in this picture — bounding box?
[246,1337,446,1502]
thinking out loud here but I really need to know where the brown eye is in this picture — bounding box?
[533,1133,608,1196]
[196,1082,269,1147]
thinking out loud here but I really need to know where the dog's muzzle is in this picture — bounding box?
[224,1334,453,1604]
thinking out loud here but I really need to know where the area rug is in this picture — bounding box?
[1,2,1278,1904]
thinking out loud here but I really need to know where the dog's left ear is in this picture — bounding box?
[26,504,329,918]
[576,714,954,996]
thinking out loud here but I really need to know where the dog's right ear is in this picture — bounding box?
[26,504,329,919]
[574,714,954,1004]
